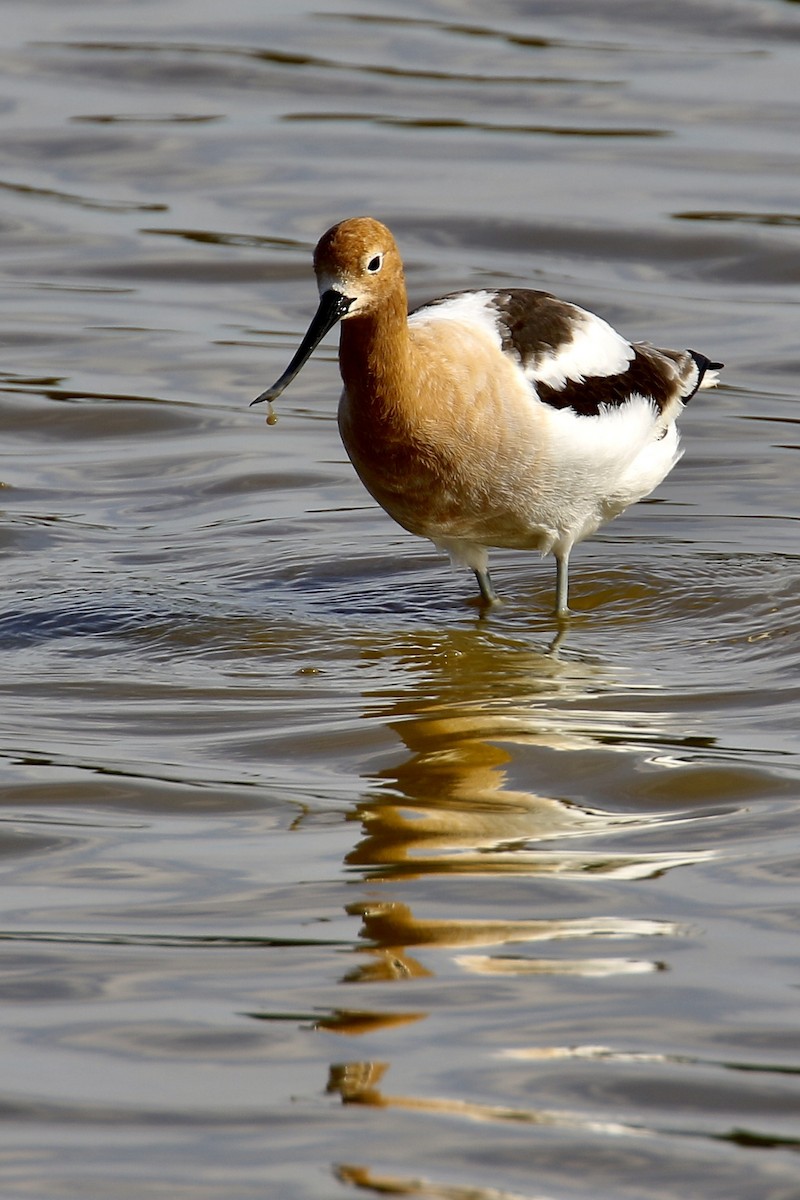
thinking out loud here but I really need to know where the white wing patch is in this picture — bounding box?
[531,309,634,391]
[409,291,502,341]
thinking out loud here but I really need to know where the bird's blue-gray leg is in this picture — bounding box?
[555,550,571,618]
[474,567,500,605]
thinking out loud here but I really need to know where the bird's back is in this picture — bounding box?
[340,288,703,557]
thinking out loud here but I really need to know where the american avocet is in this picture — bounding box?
[252,217,722,616]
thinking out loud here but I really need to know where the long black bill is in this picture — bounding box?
[250,289,354,407]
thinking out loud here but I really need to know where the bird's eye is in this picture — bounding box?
[366,253,383,274]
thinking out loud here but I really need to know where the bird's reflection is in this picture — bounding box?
[347,629,709,880]
[306,628,718,1195]
[335,1160,535,1199]
[338,627,711,983]
[326,1057,649,1135]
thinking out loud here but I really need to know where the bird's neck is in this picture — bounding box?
[338,289,414,419]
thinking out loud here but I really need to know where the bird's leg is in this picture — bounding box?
[554,550,572,618]
[474,567,500,605]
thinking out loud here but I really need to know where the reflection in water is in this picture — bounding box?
[455,953,661,977]
[346,630,714,885]
[322,630,716,1176]
[314,631,727,1194]
[343,899,677,988]
[314,1009,426,1037]
[327,1058,647,1132]
[336,628,713,982]
[336,1161,533,1200]
[350,902,677,949]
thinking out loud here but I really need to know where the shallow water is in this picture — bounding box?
[1,1,799,1197]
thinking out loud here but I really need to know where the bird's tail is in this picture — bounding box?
[690,350,724,391]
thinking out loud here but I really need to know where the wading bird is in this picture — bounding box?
[252,217,721,615]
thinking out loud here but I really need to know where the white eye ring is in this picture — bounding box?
[366,253,383,274]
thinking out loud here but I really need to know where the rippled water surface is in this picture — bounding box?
[1,1,799,1197]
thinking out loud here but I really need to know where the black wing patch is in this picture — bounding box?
[537,346,685,417]
[494,289,584,370]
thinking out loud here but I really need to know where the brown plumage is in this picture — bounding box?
[252,217,722,615]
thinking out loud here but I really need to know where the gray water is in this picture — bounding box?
[1,1,799,1197]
